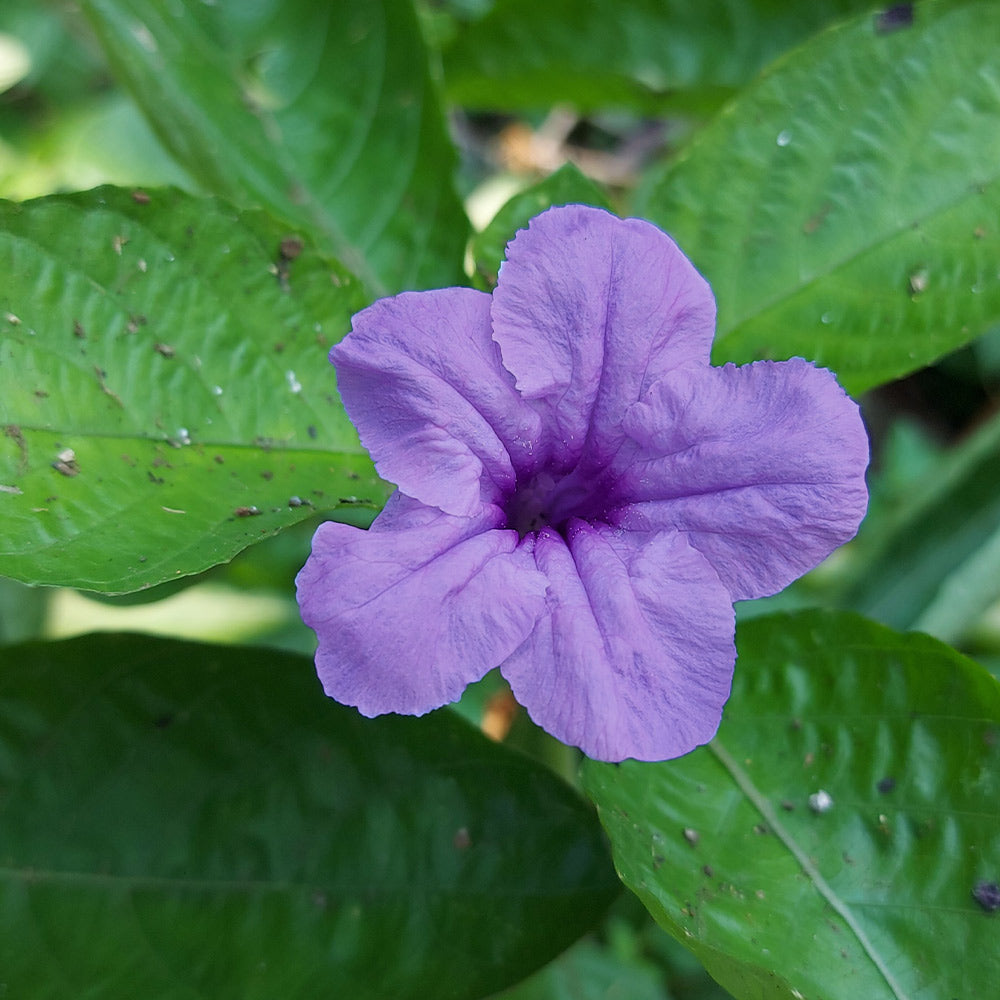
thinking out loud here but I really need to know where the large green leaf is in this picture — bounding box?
[636,0,1000,394]
[440,0,874,114]
[0,186,389,594]
[583,610,1000,1000]
[837,404,1000,642]
[80,0,469,295]
[0,633,620,999]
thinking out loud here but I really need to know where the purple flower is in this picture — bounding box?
[296,205,868,762]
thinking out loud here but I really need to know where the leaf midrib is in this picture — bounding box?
[709,738,912,1000]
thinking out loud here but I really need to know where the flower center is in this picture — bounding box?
[505,467,616,539]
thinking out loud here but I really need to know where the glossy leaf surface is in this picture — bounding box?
[583,610,1000,1000]
[0,633,620,999]
[0,187,388,593]
[637,0,1000,394]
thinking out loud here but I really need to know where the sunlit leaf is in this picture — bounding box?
[0,186,387,593]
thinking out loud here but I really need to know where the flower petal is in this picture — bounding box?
[296,494,548,716]
[491,205,715,469]
[615,359,869,601]
[500,521,735,762]
[331,288,543,517]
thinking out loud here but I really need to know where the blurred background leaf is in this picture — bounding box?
[0,633,620,999]
[437,0,875,116]
[79,0,469,295]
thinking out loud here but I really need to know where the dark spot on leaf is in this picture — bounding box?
[972,881,1000,912]
[307,425,318,439]
[260,470,273,481]
[94,367,124,408]
[214,455,225,464]
[154,713,173,728]
[5,425,28,473]
[131,189,151,204]
[702,865,714,878]
[154,343,175,358]
[34,389,48,399]
[147,471,164,485]
[274,342,285,353]
[877,776,896,793]
[235,505,262,517]
[875,3,913,33]
[652,855,664,870]
[781,799,795,811]
[73,320,86,339]
[279,236,304,261]
[753,824,769,835]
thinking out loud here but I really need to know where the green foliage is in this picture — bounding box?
[0,633,620,999]
[636,0,1000,394]
[583,610,1000,999]
[441,0,875,114]
[0,187,387,593]
[839,404,1000,643]
[80,0,469,295]
[470,162,612,286]
[1,0,999,996]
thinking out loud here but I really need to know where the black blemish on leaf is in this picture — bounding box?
[877,776,896,793]
[275,236,304,290]
[154,713,174,728]
[73,320,86,339]
[307,425,318,439]
[260,470,273,481]
[972,881,1000,912]
[875,3,914,33]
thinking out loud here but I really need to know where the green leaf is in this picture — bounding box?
[440,0,874,115]
[469,163,612,287]
[494,937,672,1000]
[0,633,620,999]
[636,0,1000,394]
[80,0,469,296]
[0,186,389,594]
[838,405,1000,643]
[582,610,1000,1000]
